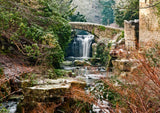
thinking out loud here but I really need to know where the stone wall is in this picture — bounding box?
[124,20,139,50]
[69,22,123,39]
[139,0,160,47]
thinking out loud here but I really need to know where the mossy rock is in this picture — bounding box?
[61,61,73,66]
[74,60,91,66]
[23,83,71,102]
[9,95,23,101]
[98,25,106,31]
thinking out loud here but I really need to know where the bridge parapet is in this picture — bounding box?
[69,22,123,39]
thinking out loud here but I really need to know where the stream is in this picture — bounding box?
[1,34,111,113]
[63,34,111,112]
[62,59,112,113]
[0,101,18,113]
[1,63,111,113]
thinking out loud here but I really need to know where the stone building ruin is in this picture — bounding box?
[139,0,160,47]
[124,20,139,50]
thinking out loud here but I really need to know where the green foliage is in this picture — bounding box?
[96,42,112,66]
[0,81,11,101]
[111,29,118,36]
[47,69,66,79]
[116,31,124,42]
[74,101,91,113]
[69,11,87,47]
[90,80,122,108]
[114,0,139,27]
[145,42,160,67]
[70,12,87,22]
[0,0,73,67]
[30,74,38,86]
[0,106,9,113]
[100,0,115,25]
[54,69,66,77]
[98,25,106,31]
[91,27,95,35]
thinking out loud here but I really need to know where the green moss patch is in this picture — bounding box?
[98,25,106,31]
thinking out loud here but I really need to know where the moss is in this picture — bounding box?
[98,25,106,31]
[47,69,67,79]
[0,68,4,75]
[29,74,38,86]
[116,31,124,42]
[91,27,95,34]
[111,29,118,36]
[0,107,9,113]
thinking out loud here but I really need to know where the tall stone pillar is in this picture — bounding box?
[124,20,139,50]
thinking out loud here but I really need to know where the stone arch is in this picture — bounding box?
[69,22,123,39]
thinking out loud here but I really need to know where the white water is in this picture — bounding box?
[77,35,94,58]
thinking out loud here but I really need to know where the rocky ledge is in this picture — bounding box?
[21,78,86,102]
[17,78,86,113]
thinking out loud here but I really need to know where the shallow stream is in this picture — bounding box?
[62,59,112,113]
[1,33,111,113]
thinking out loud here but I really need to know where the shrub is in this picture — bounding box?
[96,42,112,66]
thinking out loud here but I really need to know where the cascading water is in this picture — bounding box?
[82,35,94,57]
[66,35,94,59]
[64,34,108,113]
[77,35,94,58]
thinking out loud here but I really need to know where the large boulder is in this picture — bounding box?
[18,78,86,113]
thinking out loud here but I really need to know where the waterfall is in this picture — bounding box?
[82,35,94,58]
[66,34,94,59]
[76,35,94,58]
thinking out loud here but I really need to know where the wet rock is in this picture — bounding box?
[9,95,23,101]
[20,78,86,102]
[61,61,73,66]
[23,84,71,102]
[1,101,18,113]
[86,74,106,79]
[74,60,91,66]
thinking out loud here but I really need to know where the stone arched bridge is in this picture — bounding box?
[69,22,123,39]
